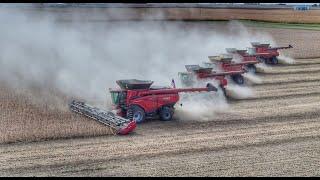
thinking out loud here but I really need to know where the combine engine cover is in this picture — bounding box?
[69,100,136,135]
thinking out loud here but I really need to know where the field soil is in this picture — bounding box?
[1,21,320,176]
[10,7,320,23]
[1,56,320,176]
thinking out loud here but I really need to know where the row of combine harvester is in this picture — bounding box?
[69,42,293,135]
[178,42,293,96]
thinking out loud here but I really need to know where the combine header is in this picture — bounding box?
[250,42,293,64]
[69,100,136,135]
[207,54,246,85]
[226,48,261,73]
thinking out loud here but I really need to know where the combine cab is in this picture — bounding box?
[250,42,293,65]
[226,48,260,73]
[207,54,246,85]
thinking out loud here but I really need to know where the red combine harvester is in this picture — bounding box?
[109,79,218,123]
[69,79,217,134]
[225,48,261,73]
[206,54,246,85]
[250,42,293,65]
[178,65,229,96]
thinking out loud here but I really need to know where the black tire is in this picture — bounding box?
[271,57,278,65]
[246,64,257,74]
[232,74,244,85]
[127,105,145,123]
[256,57,265,63]
[264,57,273,65]
[159,106,174,121]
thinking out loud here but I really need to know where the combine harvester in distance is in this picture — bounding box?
[250,42,293,65]
[205,54,247,85]
[178,65,229,96]
[225,48,261,73]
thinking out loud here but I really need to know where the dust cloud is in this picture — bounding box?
[243,73,262,85]
[225,84,255,99]
[256,63,273,73]
[0,8,275,115]
[278,55,296,64]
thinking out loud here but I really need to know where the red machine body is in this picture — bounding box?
[109,79,217,123]
[225,48,261,73]
[183,65,229,87]
[217,61,246,72]
[207,56,246,85]
[195,73,228,87]
[208,55,246,74]
[229,49,260,64]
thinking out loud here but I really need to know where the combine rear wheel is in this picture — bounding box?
[127,105,145,123]
[256,57,265,63]
[271,57,279,65]
[232,74,244,85]
[245,64,257,74]
[159,106,174,121]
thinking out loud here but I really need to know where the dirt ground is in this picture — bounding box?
[13,7,320,23]
[1,22,320,176]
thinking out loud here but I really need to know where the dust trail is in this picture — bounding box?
[243,73,262,85]
[174,79,229,121]
[174,91,229,122]
[225,83,255,99]
[278,55,296,64]
[256,63,273,73]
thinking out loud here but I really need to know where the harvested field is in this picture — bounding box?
[8,7,320,23]
[0,86,114,143]
[250,28,320,58]
[1,20,320,176]
[1,51,320,177]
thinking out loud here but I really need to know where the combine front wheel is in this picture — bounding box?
[232,74,244,85]
[127,105,145,123]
